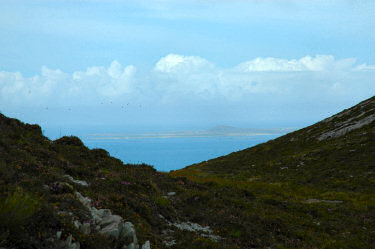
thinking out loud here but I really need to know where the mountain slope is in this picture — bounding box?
[176,96,375,190]
[0,114,223,249]
[1,96,375,249]
[172,96,375,248]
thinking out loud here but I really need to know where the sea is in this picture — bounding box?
[44,125,280,172]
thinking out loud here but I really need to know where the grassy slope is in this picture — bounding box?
[172,96,375,248]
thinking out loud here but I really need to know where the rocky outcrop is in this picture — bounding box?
[53,232,80,249]
[159,214,221,247]
[318,114,375,140]
[318,97,375,140]
[64,175,89,187]
[75,192,150,249]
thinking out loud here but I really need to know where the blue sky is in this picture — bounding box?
[1,0,375,131]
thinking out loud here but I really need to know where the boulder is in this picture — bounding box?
[74,220,81,229]
[75,192,91,207]
[74,192,148,248]
[100,214,122,228]
[100,222,121,238]
[64,234,80,249]
[120,222,138,245]
[64,175,89,187]
[142,241,151,249]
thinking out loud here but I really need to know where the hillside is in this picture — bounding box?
[172,96,375,248]
[0,113,224,249]
[0,96,375,249]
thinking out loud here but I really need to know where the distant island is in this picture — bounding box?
[84,125,294,140]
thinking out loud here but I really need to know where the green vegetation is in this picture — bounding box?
[0,96,374,248]
[172,96,375,248]
[0,188,40,246]
[0,188,39,229]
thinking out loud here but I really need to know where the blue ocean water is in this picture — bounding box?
[80,135,279,172]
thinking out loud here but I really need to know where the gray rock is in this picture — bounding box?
[170,221,221,242]
[172,221,211,233]
[99,214,123,238]
[318,113,375,140]
[63,234,81,249]
[167,192,176,196]
[56,231,62,240]
[74,220,81,229]
[74,192,146,248]
[65,234,72,246]
[163,240,176,247]
[90,207,103,224]
[121,222,138,245]
[101,222,121,238]
[75,192,91,207]
[100,214,122,228]
[75,192,113,225]
[141,241,151,249]
[97,209,112,218]
[64,175,89,186]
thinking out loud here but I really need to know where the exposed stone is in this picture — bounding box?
[75,192,91,207]
[163,240,176,247]
[100,221,122,238]
[74,191,146,248]
[65,235,72,246]
[64,234,80,249]
[90,207,104,224]
[99,216,125,239]
[97,209,112,219]
[74,220,81,229]
[56,231,62,240]
[121,222,138,245]
[172,221,212,233]
[141,241,151,249]
[64,175,89,186]
[318,114,375,140]
[169,221,221,242]
[100,214,122,228]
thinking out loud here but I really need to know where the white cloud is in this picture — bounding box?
[236,55,356,72]
[0,61,137,107]
[154,54,214,73]
[354,63,375,71]
[0,54,374,111]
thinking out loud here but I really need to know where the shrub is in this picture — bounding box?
[0,188,39,231]
[153,196,169,207]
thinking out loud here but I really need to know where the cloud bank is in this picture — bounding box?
[1,54,374,125]
[236,55,356,72]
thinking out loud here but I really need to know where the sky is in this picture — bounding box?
[1,0,375,132]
